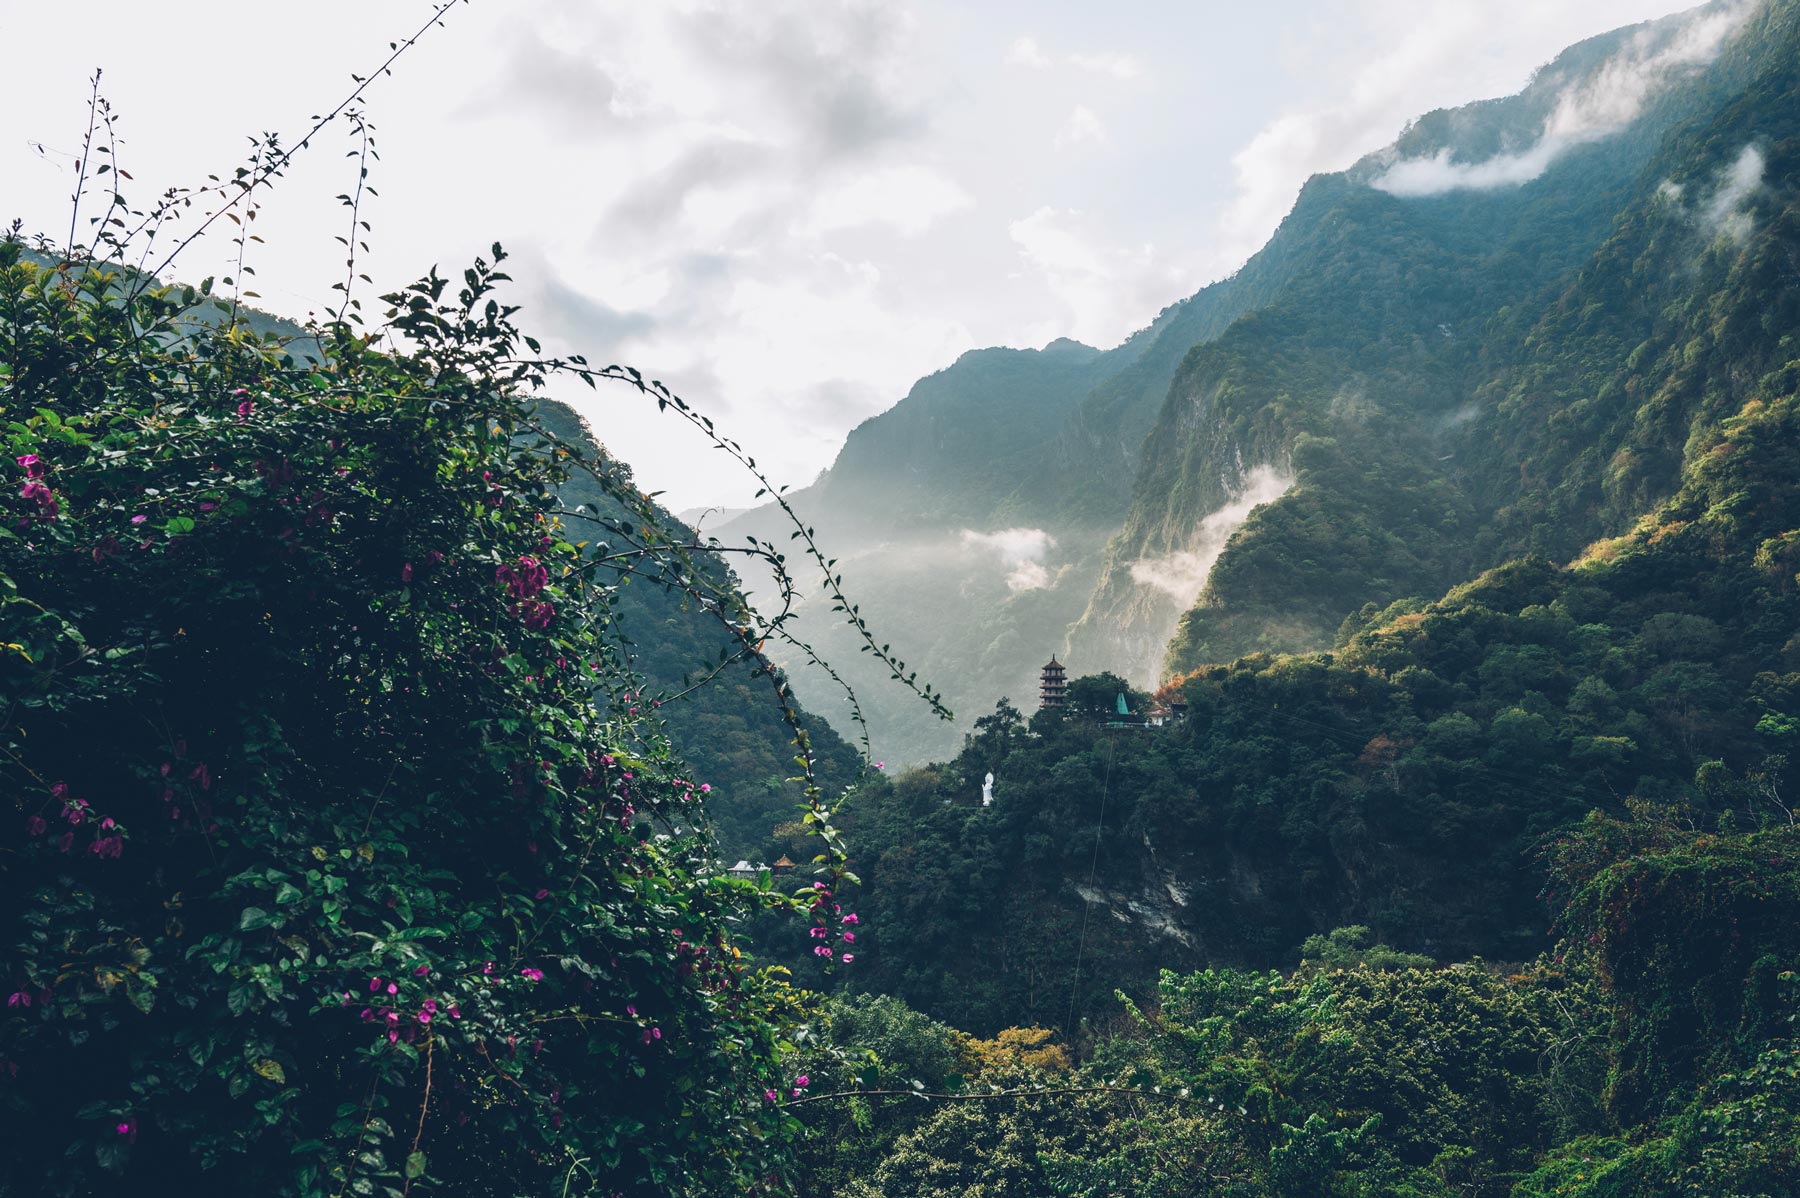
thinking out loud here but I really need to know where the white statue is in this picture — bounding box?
[982,772,994,806]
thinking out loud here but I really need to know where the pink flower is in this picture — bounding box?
[449,1006,461,1020]
[5,992,29,1008]
[496,556,549,600]
[401,563,413,583]
[842,913,859,925]
[534,888,550,900]
[520,967,544,982]
[699,783,711,793]
[626,1005,637,1017]
[794,1075,809,1088]
[114,1119,136,1143]
[842,954,855,964]
[19,479,56,516]
[843,932,855,944]
[15,454,42,478]
[413,964,430,977]
[130,514,146,525]
[764,1089,779,1103]
[24,816,45,836]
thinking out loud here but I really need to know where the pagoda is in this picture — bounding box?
[1039,656,1068,710]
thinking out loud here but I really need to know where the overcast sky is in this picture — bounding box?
[0,0,1702,508]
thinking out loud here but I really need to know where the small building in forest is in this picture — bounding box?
[1040,656,1068,710]
[772,855,796,877]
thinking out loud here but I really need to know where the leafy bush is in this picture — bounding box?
[0,240,848,1196]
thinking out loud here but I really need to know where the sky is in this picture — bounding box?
[0,0,1706,509]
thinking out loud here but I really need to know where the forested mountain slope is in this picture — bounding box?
[718,0,1784,766]
[845,364,1800,1035]
[1093,0,1799,681]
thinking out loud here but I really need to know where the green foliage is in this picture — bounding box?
[838,959,1605,1198]
[788,993,965,1198]
[1298,926,1433,973]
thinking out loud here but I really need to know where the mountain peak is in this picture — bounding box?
[1040,336,1100,359]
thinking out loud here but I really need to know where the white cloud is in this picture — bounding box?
[1130,466,1293,600]
[1005,35,1054,69]
[961,527,1057,591]
[1373,2,1753,196]
[1008,206,1188,347]
[1053,105,1107,151]
[1067,51,1144,80]
[1702,143,1765,242]
[1005,34,1144,79]
[806,165,973,235]
[1205,1,1717,278]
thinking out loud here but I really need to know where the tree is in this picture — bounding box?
[1062,672,1145,722]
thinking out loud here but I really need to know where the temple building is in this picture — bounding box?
[1039,656,1067,710]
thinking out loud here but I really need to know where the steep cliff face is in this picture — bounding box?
[1074,0,1778,683]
